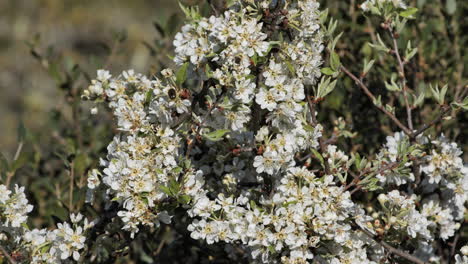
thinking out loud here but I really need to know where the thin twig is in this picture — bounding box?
[69,162,75,212]
[340,65,413,136]
[388,29,414,130]
[411,105,450,138]
[0,245,17,264]
[359,226,426,264]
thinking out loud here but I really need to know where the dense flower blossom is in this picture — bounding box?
[0,184,93,263]
[80,0,468,263]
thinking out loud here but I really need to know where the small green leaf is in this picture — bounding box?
[399,7,418,18]
[362,59,375,75]
[176,62,190,87]
[321,67,335,75]
[203,129,231,142]
[311,149,325,166]
[160,185,172,196]
[285,60,296,75]
[451,97,468,110]
[330,51,341,71]
[179,195,191,204]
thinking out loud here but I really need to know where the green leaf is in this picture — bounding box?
[311,149,325,166]
[160,185,172,196]
[203,129,231,142]
[451,97,468,110]
[169,179,180,195]
[285,60,296,75]
[330,51,341,71]
[176,62,189,87]
[321,67,335,75]
[179,195,191,204]
[362,59,375,75]
[399,7,418,18]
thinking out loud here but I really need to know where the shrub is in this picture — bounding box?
[1,0,467,263]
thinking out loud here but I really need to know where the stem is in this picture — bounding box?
[359,226,426,264]
[411,105,451,138]
[340,65,413,136]
[389,29,414,131]
[69,162,75,212]
[0,245,17,264]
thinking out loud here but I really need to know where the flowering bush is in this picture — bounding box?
[1,0,468,263]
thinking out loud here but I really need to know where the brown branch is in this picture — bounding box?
[358,226,426,264]
[340,65,413,136]
[388,29,414,131]
[0,245,17,264]
[411,105,451,138]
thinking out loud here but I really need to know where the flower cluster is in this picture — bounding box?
[360,0,407,12]
[80,0,467,263]
[0,185,33,229]
[376,133,468,242]
[0,184,92,263]
[455,244,468,264]
[83,69,204,237]
[188,167,378,263]
[22,213,92,263]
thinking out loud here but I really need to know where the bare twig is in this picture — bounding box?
[411,105,451,138]
[340,65,413,136]
[0,245,17,264]
[359,226,426,264]
[388,29,414,130]
[69,162,75,212]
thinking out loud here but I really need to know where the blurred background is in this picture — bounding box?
[0,0,180,157]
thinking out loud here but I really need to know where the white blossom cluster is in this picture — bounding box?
[188,167,379,263]
[82,0,467,263]
[455,245,468,264]
[22,213,92,263]
[0,184,33,229]
[84,69,205,237]
[0,184,92,263]
[360,0,407,11]
[376,133,468,242]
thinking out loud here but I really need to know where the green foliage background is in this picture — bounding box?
[0,0,466,263]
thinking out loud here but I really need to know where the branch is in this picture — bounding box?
[358,226,426,264]
[340,65,413,136]
[411,105,451,138]
[389,29,414,130]
[0,245,17,264]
